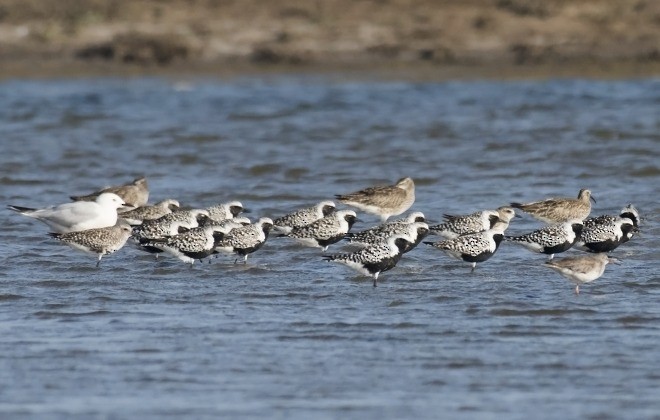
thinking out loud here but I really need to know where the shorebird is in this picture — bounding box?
[141,225,226,265]
[577,217,637,253]
[576,204,640,253]
[335,177,415,222]
[8,192,127,233]
[214,217,273,263]
[511,189,594,223]
[324,233,414,287]
[48,220,133,267]
[132,209,210,257]
[345,212,425,240]
[273,200,336,234]
[279,210,358,251]
[200,216,252,231]
[617,204,640,228]
[424,219,508,272]
[120,199,180,225]
[132,209,210,241]
[345,221,429,254]
[544,253,618,294]
[206,201,247,222]
[429,206,517,238]
[506,221,583,259]
[71,177,149,208]
[345,213,429,252]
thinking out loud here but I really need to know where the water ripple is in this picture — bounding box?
[0,77,658,419]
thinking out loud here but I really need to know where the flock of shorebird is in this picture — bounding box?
[8,176,639,294]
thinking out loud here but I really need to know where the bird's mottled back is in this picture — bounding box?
[511,189,594,223]
[71,177,149,208]
[335,177,415,221]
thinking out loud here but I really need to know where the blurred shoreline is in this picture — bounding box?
[1,0,659,81]
[2,58,659,82]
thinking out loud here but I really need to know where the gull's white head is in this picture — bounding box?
[97,193,126,210]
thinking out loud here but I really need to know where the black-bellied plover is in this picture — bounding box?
[345,211,426,243]
[141,225,226,265]
[132,209,210,257]
[618,204,640,228]
[543,253,618,294]
[429,206,517,238]
[323,233,414,287]
[199,216,251,231]
[511,189,594,223]
[214,217,273,263]
[132,209,210,240]
[279,210,358,251]
[273,200,336,234]
[347,221,429,254]
[401,222,430,253]
[576,204,639,253]
[400,211,426,223]
[8,192,127,233]
[48,220,133,267]
[506,221,583,259]
[345,213,429,251]
[335,177,415,222]
[424,219,508,271]
[577,217,636,253]
[71,177,149,208]
[120,199,180,225]
[206,201,246,222]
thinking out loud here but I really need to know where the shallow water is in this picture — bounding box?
[0,76,659,419]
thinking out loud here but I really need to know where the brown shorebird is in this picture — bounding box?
[544,253,618,294]
[511,189,594,223]
[71,177,149,208]
[335,177,415,222]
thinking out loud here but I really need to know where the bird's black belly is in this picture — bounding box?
[542,241,574,255]
[317,234,346,248]
[583,239,620,253]
[461,250,494,263]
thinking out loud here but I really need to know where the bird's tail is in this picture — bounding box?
[47,232,62,239]
[7,205,35,214]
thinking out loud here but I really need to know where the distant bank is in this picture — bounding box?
[1,0,658,80]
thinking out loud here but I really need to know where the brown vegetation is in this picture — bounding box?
[0,0,658,77]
